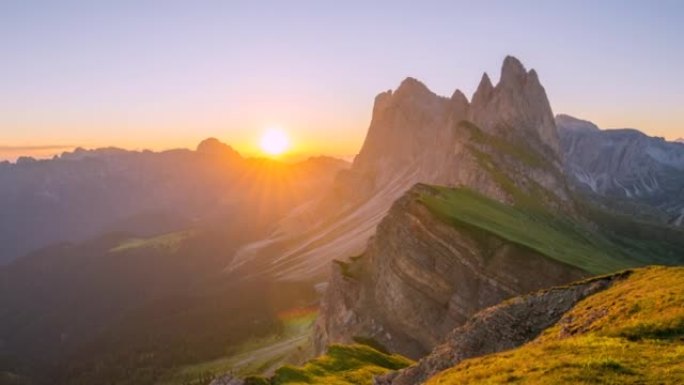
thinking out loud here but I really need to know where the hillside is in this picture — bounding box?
[423,266,684,384]
[210,344,413,385]
[421,185,684,268]
[233,266,682,385]
[419,186,636,274]
[315,183,684,359]
[0,225,317,385]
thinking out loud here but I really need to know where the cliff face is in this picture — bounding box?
[315,185,587,358]
[376,271,629,385]
[229,56,572,281]
[557,114,684,226]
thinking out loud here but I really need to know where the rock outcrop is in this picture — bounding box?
[375,271,630,384]
[315,184,587,359]
[229,56,571,281]
[557,114,684,226]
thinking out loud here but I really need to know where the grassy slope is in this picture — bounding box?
[419,186,639,275]
[426,266,684,384]
[243,344,413,385]
[456,119,684,269]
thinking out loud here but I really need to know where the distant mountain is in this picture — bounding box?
[557,115,684,226]
[676,137,684,143]
[0,139,348,264]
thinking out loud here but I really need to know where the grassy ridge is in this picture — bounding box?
[419,186,638,274]
[243,344,413,385]
[426,266,684,384]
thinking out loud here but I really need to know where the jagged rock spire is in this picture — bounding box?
[500,55,528,86]
[471,73,494,107]
[470,55,560,155]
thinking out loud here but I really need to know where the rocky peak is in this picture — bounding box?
[353,78,452,176]
[499,55,528,87]
[470,56,561,156]
[395,77,432,99]
[449,89,469,118]
[471,73,494,106]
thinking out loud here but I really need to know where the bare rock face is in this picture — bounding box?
[558,114,684,226]
[374,271,629,385]
[314,184,587,359]
[229,56,572,281]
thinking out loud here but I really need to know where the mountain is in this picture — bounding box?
[391,266,684,385]
[0,139,347,264]
[676,138,684,143]
[557,115,684,226]
[229,56,572,281]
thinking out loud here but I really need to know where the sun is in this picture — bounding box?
[259,128,290,156]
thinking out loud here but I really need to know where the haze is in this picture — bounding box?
[1,0,683,161]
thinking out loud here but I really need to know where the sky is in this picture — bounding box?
[1,0,683,161]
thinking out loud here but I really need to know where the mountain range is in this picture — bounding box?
[0,56,682,385]
[0,140,347,264]
[558,114,684,226]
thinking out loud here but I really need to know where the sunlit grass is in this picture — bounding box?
[426,266,684,384]
[249,344,413,385]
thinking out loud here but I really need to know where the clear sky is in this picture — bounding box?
[1,0,683,160]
